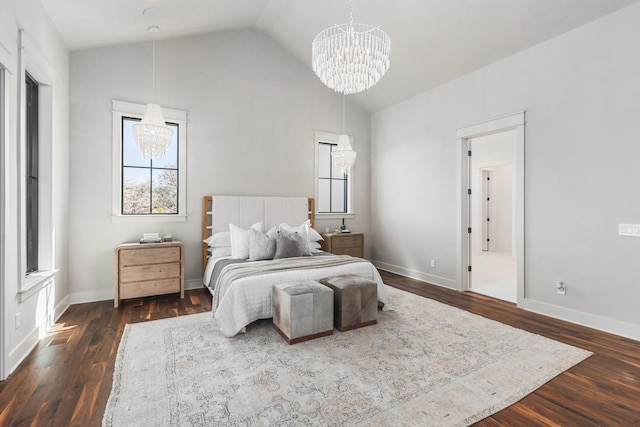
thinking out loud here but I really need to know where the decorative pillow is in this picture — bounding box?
[203,231,231,248]
[274,227,312,259]
[249,227,277,261]
[230,222,264,259]
[279,220,310,240]
[310,241,322,252]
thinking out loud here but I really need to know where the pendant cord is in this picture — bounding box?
[349,0,354,26]
[152,39,156,103]
[342,94,346,134]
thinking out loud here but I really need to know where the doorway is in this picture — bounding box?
[469,132,517,302]
[455,111,525,305]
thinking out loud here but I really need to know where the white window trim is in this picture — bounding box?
[314,131,355,220]
[18,29,56,294]
[111,100,187,223]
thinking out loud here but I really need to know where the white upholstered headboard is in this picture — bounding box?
[202,195,315,270]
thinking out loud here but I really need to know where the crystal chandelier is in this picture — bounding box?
[332,95,357,174]
[312,0,390,95]
[133,36,173,160]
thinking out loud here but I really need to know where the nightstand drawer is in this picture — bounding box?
[119,247,180,267]
[320,232,364,258]
[333,247,363,257]
[120,262,181,283]
[120,278,180,299]
[332,235,363,249]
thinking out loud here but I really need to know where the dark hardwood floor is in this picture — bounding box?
[0,272,638,426]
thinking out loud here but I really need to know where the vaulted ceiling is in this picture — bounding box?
[41,0,640,112]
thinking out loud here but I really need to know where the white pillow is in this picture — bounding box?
[309,227,323,242]
[230,222,264,259]
[203,231,231,248]
[210,246,232,258]
[310,241,322,252]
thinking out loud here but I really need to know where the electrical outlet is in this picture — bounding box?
[15,312,21,329]
[556,281,566,295]
[430,259,436,268]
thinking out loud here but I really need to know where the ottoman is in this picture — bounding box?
[272,280,334,344]
[320,274,377,332]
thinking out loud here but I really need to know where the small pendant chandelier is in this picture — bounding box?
[312,0,391,95]
[133,34,173,160]
[332,95,357,174]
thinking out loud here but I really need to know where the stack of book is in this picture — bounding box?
[140,233,163,244]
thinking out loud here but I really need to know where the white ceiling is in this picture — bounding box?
[41,0,640,112]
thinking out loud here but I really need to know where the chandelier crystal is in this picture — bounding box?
[312,0,390,95]
[133,37,173,160]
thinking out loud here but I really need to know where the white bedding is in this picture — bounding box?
[204,256,391,337]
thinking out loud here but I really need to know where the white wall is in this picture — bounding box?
[1,0,70,378]
[68,30,372,302]
[371,3,640,340]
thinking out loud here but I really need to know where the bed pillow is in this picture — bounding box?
[274,227,312,259]
[230,222,264,259]
[249,227,277,261]
[203,231,231,248]
[209,246,232,258]
[310,241,322,252]
[309,227,324,243]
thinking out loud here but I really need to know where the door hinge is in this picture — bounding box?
[487,218,490,222]
[468,150,472,156]
[467,188,472,195]
[467,227,472,234]
[467,265,472,272]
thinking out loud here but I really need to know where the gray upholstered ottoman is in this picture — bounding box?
[319,274,377,332]
[272,280,334,344]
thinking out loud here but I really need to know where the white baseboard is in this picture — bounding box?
[70,289,114,305]
[374,261,457,289]
[6,293,70,377]
[375,262,640,342]
[185,279,205,290]
[520,299,640,342]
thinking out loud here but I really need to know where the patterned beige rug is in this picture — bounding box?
[103,287,591,426]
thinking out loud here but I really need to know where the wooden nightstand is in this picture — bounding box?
[320,232,364,258]
[114,241,184,307]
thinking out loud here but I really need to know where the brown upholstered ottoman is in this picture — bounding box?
[319,274,377,332]
[273,280,334,344]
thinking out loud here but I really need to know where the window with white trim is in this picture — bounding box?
[314,131,355,218]
[111,100,187,223]
[18,29,56,296]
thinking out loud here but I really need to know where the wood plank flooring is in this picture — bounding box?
[0,272,638,426]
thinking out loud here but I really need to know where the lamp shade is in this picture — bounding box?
[332,134,357,174]
[132,103,173,160]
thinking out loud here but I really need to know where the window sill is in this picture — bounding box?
[19,270,58,302]
[111,214,187,224]
[315,213,355,220]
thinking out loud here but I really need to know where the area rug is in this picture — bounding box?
[103,286,591,426]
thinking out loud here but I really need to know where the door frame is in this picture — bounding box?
[455,111,525,303]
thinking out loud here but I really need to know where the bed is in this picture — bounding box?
[202,195,390,337]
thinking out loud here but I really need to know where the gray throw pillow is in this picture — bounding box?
[274,227,312,259]
[248,227,277,261]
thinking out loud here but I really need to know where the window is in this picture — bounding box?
[25,73,38,273]
[314,131,354,218]
[18,28,57,297]
[121,118,179,215]
[112,101,187,223]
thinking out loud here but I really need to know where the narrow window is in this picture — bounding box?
[25,73,38,274]
[314,131,354,217]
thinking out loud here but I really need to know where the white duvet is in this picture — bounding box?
[204,257,391,337]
